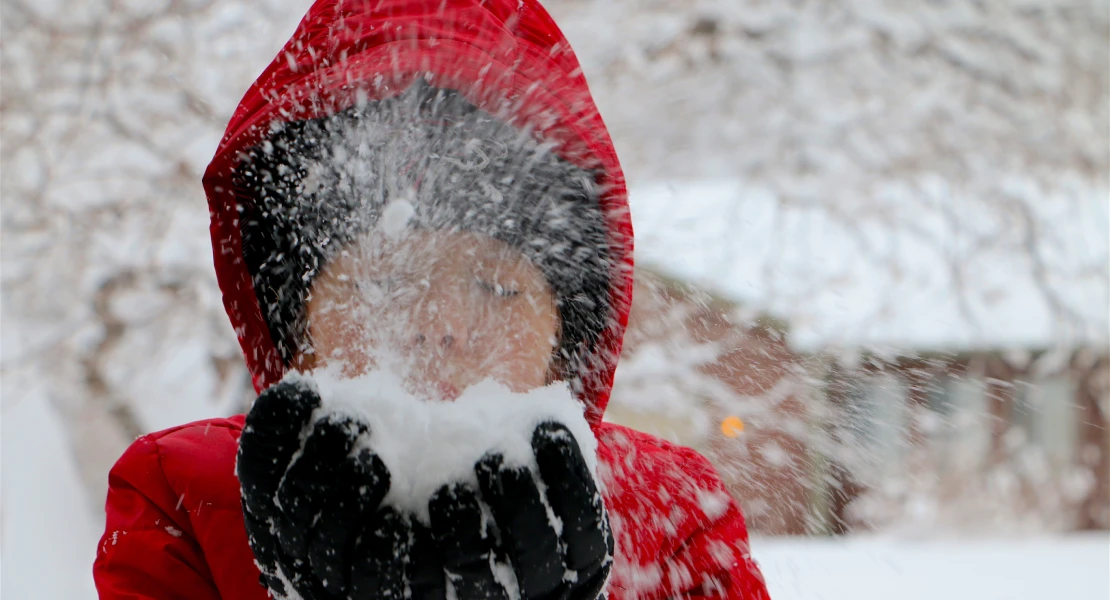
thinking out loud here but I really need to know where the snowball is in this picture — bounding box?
[283,366,597,525]
[379,197,415,237]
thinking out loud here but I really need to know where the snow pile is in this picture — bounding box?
[285,366,597,523]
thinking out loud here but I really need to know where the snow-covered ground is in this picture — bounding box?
[2,391,100,600]
[755,535,1110,600]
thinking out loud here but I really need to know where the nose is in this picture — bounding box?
[413,332,455,349]
[410,295,470,354]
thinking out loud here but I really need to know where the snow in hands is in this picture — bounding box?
[288,365,598,524]
[236,365,613,600]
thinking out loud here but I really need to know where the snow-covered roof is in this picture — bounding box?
[629,180,1108,353]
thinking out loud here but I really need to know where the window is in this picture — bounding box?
[938,375,991,470]
[1015,377,1077,466]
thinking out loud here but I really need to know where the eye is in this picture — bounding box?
[476,278,520,298]
[354,277,399,298]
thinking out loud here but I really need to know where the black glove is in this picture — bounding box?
[238,382,612,600]
[424,421,614,600]
[238,381,425,599]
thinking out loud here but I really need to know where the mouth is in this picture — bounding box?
[406,375,462,402]
[434,381,461,402]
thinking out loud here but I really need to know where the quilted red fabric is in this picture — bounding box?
[93,1,770,597]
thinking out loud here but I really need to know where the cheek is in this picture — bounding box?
[307,300,376,375]
[481,301,558,391]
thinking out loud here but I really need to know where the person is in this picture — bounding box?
[92,1,771,598]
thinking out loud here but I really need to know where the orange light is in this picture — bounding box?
[720,415,745,438]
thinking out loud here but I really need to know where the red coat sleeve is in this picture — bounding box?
[655,446,770,600]
[93,435,222,600]
[664,500,770,599]
[600,425,771,600]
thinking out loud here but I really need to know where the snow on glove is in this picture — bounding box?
[243,371,609,599]
[427,421,614,600]
[237,381,414,599]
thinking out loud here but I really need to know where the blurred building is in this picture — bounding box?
[611,270,813,535]
[605,181,1109,536]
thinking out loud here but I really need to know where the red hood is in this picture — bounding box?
[202,0,633,426]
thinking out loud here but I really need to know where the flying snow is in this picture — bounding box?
[283,365,598,525]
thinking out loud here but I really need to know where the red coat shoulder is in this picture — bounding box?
[596,422,769,599]
[94,416,266,600]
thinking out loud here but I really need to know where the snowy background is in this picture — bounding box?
[2,0,1108,598]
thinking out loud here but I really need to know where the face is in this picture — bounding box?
[294,228,561,400]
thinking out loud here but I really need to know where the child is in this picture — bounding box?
[92,1,770,599]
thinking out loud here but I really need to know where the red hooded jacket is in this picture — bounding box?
[93,1,769,598]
